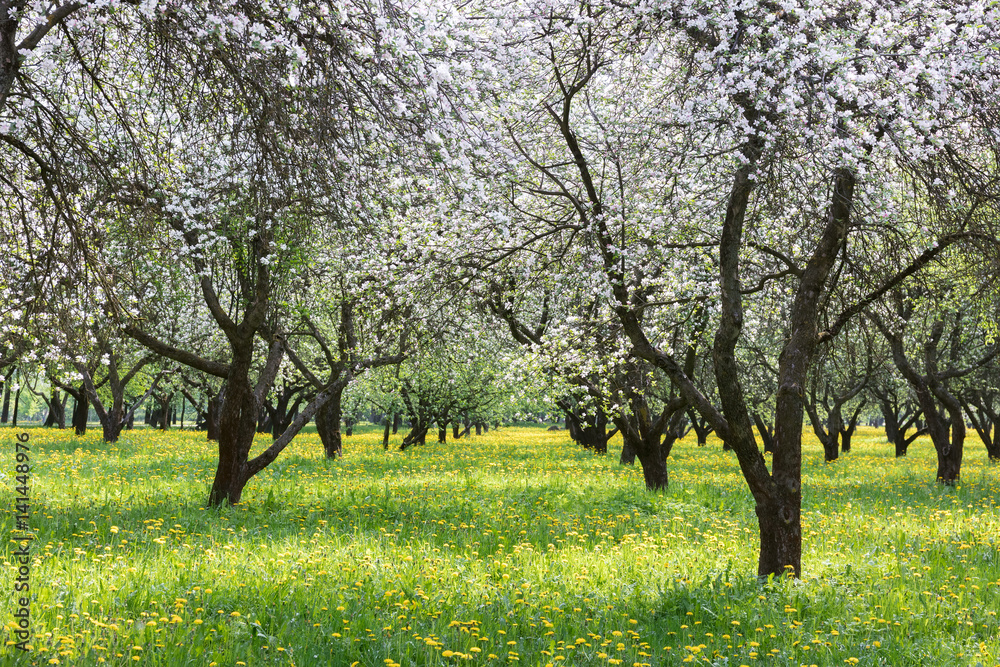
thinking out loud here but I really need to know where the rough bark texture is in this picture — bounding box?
[316,387,344,459]
[208,352,258,505]
[633,437,668,490]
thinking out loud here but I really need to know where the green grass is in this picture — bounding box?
[1,425,998,666]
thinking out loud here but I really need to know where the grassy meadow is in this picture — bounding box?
[1,424,999,666]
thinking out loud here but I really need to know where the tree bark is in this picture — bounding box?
[72,391,89,436]
[633,437,668,491]
[206,387,224,442]
[1,380,10,423]
[687,409,714,446]
[839,401,865,454]
[752,412,774,453]
[158,393,173,431]
[11,386,20,427]
[207,352,258,505]
[399,423,429,450]
[316,387,344,459]
[619,440,636,465]
[43,389,61,427]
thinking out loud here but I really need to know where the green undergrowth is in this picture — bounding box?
[0,425,998,666]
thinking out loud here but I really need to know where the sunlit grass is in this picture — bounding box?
[1,425,998,666]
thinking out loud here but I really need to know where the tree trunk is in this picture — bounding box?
[960,396,1000,463]
[207,356,257,506]
[73,392,89,436]
[452,422,460,439]
[633,436,668,491]
[382,416,391,449]
[258,403,272,434]
[475,422,482,436]
[687,409,714,446]
[826,408,843,461]
[936,432,963,483]
[316,387,344,459]
[619,440,636,465]
[438,426,447,443]
[986,439,1000,462]
[1,380,10,423]
[43,389,58,427]
[399,422,429,450]
[752,412,774,453]
[755,495,801,580]
[840,427,853,454]
[881,398,899,445]
[55,391,67,429]
[159,394,172,431]
[101,414,124,444]
[392,413,401,434]
[822,437,839,462]
[881,319,966,485]
[895,436,909,457]
[565,411,581,442]
[11,386,20,427]
[206,388,224,442]
[929,402,964,485]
